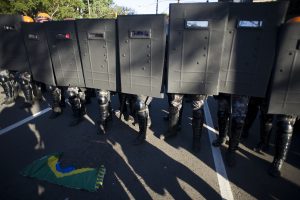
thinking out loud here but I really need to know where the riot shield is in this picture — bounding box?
[0,14,30,72]
[267,23,300,115]
[45,20,85,87]
[22,23,56,86]
[118,15,167,98]
[167,3,228,95]
[218,1,289,97]
[76,19,117,91]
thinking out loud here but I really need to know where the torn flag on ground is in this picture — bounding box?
[21,153,105,192]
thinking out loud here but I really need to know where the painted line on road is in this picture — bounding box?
[0,107,51,136]
[204,101,234,200]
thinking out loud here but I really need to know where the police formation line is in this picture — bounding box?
[0,2,299,178]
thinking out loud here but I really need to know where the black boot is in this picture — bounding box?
[21,84,34,108]
[226,121,243,167]
[70,107,85,127]
[69,97,85,127]
[212,111,229,147]
[241,99,259,139]
[163,106,181,131]
[254,114,273,153]
[60,88,66,108]
[85,89,92,104]
[97,92,110,134]
[192,109,204,152]
[269,117,294,177]
[133,110,148,145]
[161,106,180,140]
[1,81,14,105]
[47,86,63,119]
[33,83,43,101]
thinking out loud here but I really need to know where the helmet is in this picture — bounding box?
[37,12,51,19]
[36,12,51,23]
[287,16,300,24]
[22,16,34,23]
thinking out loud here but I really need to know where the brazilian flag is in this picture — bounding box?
[21,153,105,192]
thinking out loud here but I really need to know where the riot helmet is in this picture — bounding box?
[22,16,34,23]
[35,12,51,23]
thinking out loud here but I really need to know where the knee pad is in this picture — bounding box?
[97,90,109,105]
[67,87,78,99]
[0,75,8,84]
[135,99,147,112]
[47,85,55,92]
[277,120,294,134]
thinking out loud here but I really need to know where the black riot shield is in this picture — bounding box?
[22,23,56,86]
[118,15,167,98]
[0,14,30,72]
[167,3,228,95]
[76,19,116,91]
[267,23,300,115]
[45,21,85,87]
[218,2,289,97]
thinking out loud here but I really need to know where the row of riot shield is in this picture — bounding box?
[167,2,288,97]
[1,1,300,115]
[166,1,300,116]
[0,14,167,98]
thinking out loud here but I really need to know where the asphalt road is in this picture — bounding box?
[0,90,299,200]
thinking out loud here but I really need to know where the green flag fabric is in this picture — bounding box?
[21,153,105,192]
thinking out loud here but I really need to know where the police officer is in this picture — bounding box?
[97,89,112,134]
[0,70,18,105]
[133,95,152,145]
[269,115,296,177]
[163,93,184,131]
[17,15,36,108]
[118,93,152,145]
[66,87,87,126]
[212,93,231,147]
[211,94,250,167]
[33,12,66,119]
[226,95,249,167]
[268,16,300,177]
[241,97,273,153]
[162,94,207,152]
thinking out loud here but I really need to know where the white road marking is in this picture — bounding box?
[0,107,51,136]
[204,101,234,200]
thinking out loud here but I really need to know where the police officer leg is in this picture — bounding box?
[178,100,184,130]
[20,82,34,108]
[1,80,14,105]
[32,82,43,101]
[254,113,273,153]
[85,88,93,104]
[242,97,260,139]
[213,95,230,147]
[191,95,206,151]
[1,82,14,105]
[161,94,183,140]
[79,89,87,117]
[163,93,174,121]
[12,78,20,100]
[69,96,84,126]
[97,89,110,134]
[0,74,14,105]
[133,95,149,145]
[59,87,66,108]
[19,72,34,108]
[226,95,249,167]
[68,87,85,126]
[269,115,295,177]
[47,85,63,119]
